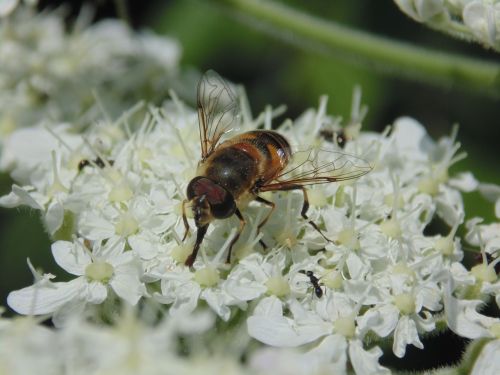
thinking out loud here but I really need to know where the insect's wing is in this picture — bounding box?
[197,70,239,160]
[259,149,371,192]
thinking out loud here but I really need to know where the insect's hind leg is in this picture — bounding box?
[226,208,246,263]
[254,195,276,249]
[296,186,331,242]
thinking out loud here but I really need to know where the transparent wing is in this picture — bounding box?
[197,70,240,160]
[260,148,372,191]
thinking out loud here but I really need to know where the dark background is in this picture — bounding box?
[1,1,498,371]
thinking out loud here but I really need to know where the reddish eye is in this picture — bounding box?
[186,177,236,219]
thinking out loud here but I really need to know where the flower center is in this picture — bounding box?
[380,218,401,238]
[85,261,114,282]
[115,212,139,237]
[109,182,134,203]
[334,316,355,338]
[194,266,220,287]
[265,275,290,297]
[394,293,415,315]
[471,264,497,284]
[337,228,360,250]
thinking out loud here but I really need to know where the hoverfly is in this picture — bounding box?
[181,71,371,267]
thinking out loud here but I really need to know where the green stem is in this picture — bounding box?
[215,0,500,96]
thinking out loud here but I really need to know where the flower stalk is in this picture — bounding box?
[214,0,500,96]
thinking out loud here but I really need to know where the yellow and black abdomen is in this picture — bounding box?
[200,130,291,199]
[234,130,291,183]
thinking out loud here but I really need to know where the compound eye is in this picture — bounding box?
[210,193,236,219]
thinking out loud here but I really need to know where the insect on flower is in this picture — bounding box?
[182,70,372,267]
[299,270,324,298]
[78,157,114,171]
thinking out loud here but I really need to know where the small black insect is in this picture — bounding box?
[299,270,324,298]
[78,157,114,171]
[319,129,347,148]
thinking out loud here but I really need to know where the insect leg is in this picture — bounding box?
[298,186,331,242]
[226,208,246,264]
[181,199,191,241]
[255,195,275,249]
[185,224,209,267]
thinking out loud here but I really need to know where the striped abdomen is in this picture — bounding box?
[199,130,292,198]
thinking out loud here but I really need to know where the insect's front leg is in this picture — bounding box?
[181,199,191,241]
[185,224,209,267]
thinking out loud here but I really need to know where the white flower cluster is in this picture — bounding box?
[0,6,181,143]
[2,82,499,373]
[394,0,500,51]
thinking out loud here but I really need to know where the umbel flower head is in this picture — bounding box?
[0,5,181,155]
[2,69,499,374]
[393,0,500,51]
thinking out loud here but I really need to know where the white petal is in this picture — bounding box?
[51,241,90,276]
[448,172,478,192]
[84,281,108,304]
[496,199,500,219]
[435,186,464,226]
[0,0,19,17]
[45,200,64,235]
[471,339,500,375]
[478,183,500,202]
[445,297,494,339]
[357,304,399,337]
[201,289,232,321]
[253,295,284,317]
[78,211,115,240]
[0,185,43,209]
[110,270,145,305]
[392,315,423,358]
[304,334,348,374]
[52,299,87,328]
[95,237,126,261]
[392,117,432,156]
[128,233,161,260]
[247,297,329,347]
[7,278,84,315]
[349,339,390,375]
